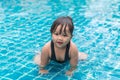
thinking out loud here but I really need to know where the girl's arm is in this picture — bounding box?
[39,43,50,74]
[66,43,78,76]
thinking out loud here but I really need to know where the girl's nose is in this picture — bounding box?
[58,35,62,40]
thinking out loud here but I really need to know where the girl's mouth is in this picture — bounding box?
[57,42,63,45]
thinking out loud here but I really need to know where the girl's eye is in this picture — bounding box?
[63,34,67,37]
[54,33,59,35]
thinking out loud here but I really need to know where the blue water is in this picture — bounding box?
[0,0,120,80]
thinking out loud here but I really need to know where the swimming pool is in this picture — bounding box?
[0,0,120,80]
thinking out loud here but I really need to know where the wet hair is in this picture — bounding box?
[50,16,74,36]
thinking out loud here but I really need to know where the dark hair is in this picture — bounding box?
[50,16,74,35]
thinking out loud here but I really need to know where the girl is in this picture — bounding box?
[34,16,88,76]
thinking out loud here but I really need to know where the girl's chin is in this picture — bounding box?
[56,44,64,48]
[56,45,67,49]
[56,45,63,48]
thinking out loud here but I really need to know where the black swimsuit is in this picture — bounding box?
[50,41,70,63]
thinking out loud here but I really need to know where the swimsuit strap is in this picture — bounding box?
[51,41,56,61]
[51,41,70,63]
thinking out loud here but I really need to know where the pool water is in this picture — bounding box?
[0,0,120,80]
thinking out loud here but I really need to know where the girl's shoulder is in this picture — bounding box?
[44,41,51,47]
[70,41,77,49]
[70,41,78,54]
[42,41,51,51]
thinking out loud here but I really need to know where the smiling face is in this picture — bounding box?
[52,24,72,48]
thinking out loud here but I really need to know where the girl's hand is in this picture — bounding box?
[39,69,48,74]
[66,70,73,76]
[66,65,76,76]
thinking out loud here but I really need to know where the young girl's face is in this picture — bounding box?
[52,24,72,48]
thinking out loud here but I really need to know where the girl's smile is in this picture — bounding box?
[57,41,63,45]
[57,42,63,45]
